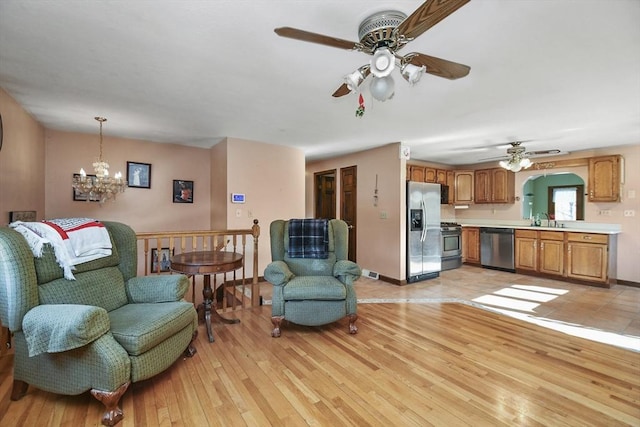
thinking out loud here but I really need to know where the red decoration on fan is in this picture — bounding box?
[355,94,365,117]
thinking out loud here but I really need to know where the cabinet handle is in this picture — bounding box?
[583,235,592,240]
[568,244,571,253]
[541,242,544,250]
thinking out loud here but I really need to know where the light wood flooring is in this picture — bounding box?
[0,266,638,426]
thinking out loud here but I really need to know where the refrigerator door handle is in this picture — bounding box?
[420,198,427,242]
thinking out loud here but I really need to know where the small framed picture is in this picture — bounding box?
[73,174,100,202]
[127,161,151,188]
[173,180,193,203]
[151,247,174,273]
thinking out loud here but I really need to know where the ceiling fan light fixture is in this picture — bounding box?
[344,68,365,91]
[370,47,395,77]
[370,75,395,101]
[401,63,426,85]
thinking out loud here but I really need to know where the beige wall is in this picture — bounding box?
[44,129,212,232]
[0,88,45,223]
[306,143,406,280]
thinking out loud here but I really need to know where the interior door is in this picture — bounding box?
[314,170,336,219]
[340,166,357,262]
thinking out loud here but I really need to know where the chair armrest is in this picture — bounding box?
[264,261,295,286]
[334,260,362,283]
[126,274,189,303]
[22,304,110,357]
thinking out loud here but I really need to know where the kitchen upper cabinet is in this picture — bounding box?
[424,167,437,183]
[462,227,481,264]
[436,169,447,185]
[408,165,425,182]
[446,171,455,204]
[454,171,474,204]
[567,232,610,284]
[474,168,515,204]
[588,155,621,202]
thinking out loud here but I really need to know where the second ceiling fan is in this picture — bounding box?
[274,0,471,101]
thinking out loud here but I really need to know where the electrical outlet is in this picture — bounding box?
[380,211,388,219]
[599,210,611,216]
[624,210,635,217]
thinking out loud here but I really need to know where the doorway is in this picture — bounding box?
[340,166,357,262]
[314,170,336,220]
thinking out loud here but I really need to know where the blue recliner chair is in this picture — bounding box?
[264,219,361,337]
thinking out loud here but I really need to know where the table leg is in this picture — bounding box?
[202,275,215,342]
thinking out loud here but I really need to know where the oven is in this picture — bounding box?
[441,222,462,271]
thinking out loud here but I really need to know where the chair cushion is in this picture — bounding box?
[283,276,347,301]
[108,301,195,356]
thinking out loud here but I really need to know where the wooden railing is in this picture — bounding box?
[135,220,261,310]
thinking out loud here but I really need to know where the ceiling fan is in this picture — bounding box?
[481,141,562,172]
[274,0,471,101]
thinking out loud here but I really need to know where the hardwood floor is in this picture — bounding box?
[1,266,639,426]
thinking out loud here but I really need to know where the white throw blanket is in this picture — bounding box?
[10,218,112,280]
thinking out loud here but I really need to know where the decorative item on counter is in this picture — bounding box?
[534,213,541,227]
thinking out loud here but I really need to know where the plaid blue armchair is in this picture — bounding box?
[0,221,198,426]
[264,219,361,337]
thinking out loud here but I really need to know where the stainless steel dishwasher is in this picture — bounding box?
[480,228,515,272]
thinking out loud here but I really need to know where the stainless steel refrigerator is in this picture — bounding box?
[407,181,441,283]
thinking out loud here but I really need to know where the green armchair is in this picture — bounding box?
[0,221,198,426]
[264,219,361,337]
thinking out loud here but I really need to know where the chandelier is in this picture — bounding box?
[72,117,126,203]
[499,143,533,172]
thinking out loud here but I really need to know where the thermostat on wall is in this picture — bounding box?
[231,193,245,203]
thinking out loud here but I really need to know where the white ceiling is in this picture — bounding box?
[1,0,639,165]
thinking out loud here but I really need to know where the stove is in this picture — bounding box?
[440,222,462,270]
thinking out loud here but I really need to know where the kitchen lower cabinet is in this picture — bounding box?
[514,229,615,287]
[567,233,611,284]
[515,230,537,271]
[539,231,564,276]
[462,227,480,264]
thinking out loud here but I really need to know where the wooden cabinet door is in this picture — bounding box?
[567,242,608,282]
[409,166,425,182]
[463,227,480,264]
[425,167,437,183]
[491,168,515,203]
[540,239,564,275]
[474,169,491,203]
[454,171,474,204]
[515,231,537,271]
[446,170,455,204]
[436,169,447,185]
[588,155,620,202]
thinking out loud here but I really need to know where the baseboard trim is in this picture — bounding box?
[615,278,640,288]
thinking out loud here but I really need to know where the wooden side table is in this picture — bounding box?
[170,251,243,342]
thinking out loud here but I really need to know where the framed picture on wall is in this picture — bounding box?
[150,247,173,273]
[72,174,100,202]
[126,161,151,188]
[173,180,193,203]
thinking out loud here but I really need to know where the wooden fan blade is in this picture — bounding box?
[274,27,359,50]
[408,53,470,79]
[396,0,470,40]
[332,84,351,98]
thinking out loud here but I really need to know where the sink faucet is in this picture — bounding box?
[541,212,549,227]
